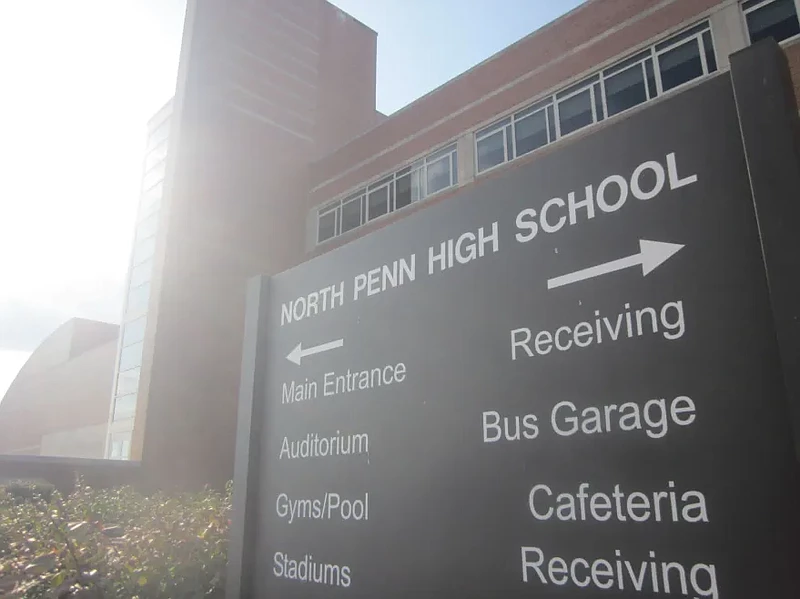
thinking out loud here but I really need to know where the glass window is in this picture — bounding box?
[604,62,648,117]
[126,283,151,317]
[702,31,718,72]
[113,394,137,421]
[744,0,800,44]
[395,172,412,210]
[411,168,424,202]
[119,342,144,372]
[514,109,548,157]
[136,213,159,242]
[122,316,147,347]
[558,89,594,136]
[340,195,363,233]
[367,180,391,221]
[658,37,704,92]
[144,141,168,172]
[129,260,152,289]
[426,155,452,196]
[546,105,557,141]
[116,367,140,396]
[148,120,171,149]
[476,128,506,172]
[318,207,337,242]
[142,162,166,191]
[132,237,156,266]
[140,182,163,216]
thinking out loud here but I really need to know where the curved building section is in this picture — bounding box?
[0,319,118,458]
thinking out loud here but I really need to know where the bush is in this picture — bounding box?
[0,480,231,598]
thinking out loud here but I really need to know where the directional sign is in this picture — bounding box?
[229,65,800,599]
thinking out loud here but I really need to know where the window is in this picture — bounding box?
[744,0,800,43]
[514,105,550,157]
[126,283,151,318]
[315,144,457,243]
[476,119,509,172]
[140,182,163,218]
[113,394,137,421]
[148,120,171,149]
[109,433,132,460]
[142,161,166,191]
[426,151,454,195]
[657,37,704,92]
[119,342,144,372]
[317,205,338,243]
[132,237,156,266]
[144,141,168,172]
[340,194,363,233]
[557,88,595,136]
[129,260,152,288]
[122,317,147,347]
[136,213,159,242]
[394,170,412,210]
[367,177,392,221]
[603,53,649,117]
[116,367,140,396]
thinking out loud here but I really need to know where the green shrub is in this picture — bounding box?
[0,480,231,598]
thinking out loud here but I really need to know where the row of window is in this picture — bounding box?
[317,144,458,243]
[110,117,171,428]
[312,1,799,248]
[476,21,718,174]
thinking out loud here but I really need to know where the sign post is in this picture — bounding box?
[228,41,800,598]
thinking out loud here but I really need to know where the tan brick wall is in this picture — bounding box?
[785,40,800,110]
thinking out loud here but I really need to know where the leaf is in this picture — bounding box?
[138,575,148,586]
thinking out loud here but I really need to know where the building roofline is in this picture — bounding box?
[312,0,594,163]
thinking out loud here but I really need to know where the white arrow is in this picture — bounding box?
[286,338,344,365]
[547,239,684,290]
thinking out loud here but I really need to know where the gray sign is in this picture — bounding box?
[229,57,800,598]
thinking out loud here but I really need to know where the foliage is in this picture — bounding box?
[0,479,231,598]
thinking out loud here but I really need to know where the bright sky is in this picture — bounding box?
[0,0,583,400]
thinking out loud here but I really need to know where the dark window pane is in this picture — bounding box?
[340,197,362,233]
[318,209,337,242]
[546,105,556,141]
[702,31,717,72]
[395,174,412,210]
[476,129,506,172]
[451,150,458,185]
[426,156,451,195]
[605,63,647,116]
[746,0,800,44]
[644,58,658,99]
[367,186,389,221]
[514,110,548,157]
[658,38,703,92]
[558,89,594,136]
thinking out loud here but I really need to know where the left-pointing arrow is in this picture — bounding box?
[286,338,344,365]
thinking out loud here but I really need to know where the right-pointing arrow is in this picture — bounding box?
[547,239,684,290]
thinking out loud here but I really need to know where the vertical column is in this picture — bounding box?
[730,39,800,458]
[457,131,476,186]
[710,2,749,70]
[226,275,271,599]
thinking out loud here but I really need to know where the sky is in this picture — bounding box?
[0,0,583,400]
